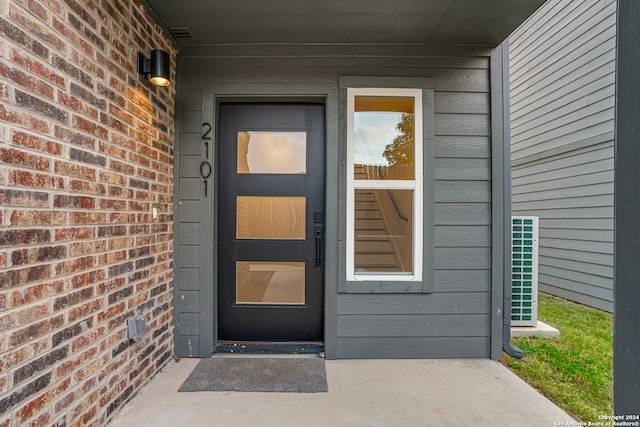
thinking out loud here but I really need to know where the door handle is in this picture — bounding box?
[313,212,324,267]
[314,224,324,267]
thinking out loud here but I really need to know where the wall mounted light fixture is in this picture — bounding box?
[137,50,171,87]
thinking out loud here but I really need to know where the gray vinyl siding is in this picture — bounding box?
[175,89,204,356]
[509,0,615,312]
[338,63,493,357]
[174,45,497,358]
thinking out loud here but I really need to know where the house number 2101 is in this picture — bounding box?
[201,122,212,196]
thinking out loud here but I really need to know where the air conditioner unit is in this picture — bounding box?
[511,216,538,327]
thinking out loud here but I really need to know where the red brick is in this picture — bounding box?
[14,0,49,21]
[0,104,50,134]
[107,185,133,198]
[96,250,127,266]
[10,210,67,226]
[68,179,106,196]
[0,189,49,207]
[8,281,64,307]
[15,89,68,123]
[137,167,156,181]
[67,269,106,289]
[9,315,63,347]
[57,91,98,119]
[69,50,105,81]
[51,16,94,57]
[62,0,98,29]
[54,125,95,149]
[53,195,95,209]
[12,131,63,155]
[108,212,135,224]
[100,198,127,211]
[69,211,106,224]
[68,298,103,322]
[69,389,99,425]
[9,170,65,191]
[0,148,50,171]
[0,339,48,371]
[53,226,95,242]
[51,54,92,87]
[25,411,51,427]
[13,346,69,385]
[54,160,96,180]
[70,405,97,427]
[108,158,135,175]
[98,142,127,160]
[9,48,65,87]
[0,62,54,99]
[71,326,106,353]
[53,287,93,311]
[14,390,53,426]
[14,303,50,326]
[55,346,97,378]
[54,255,96,276]
[71,115,108,139]
[129,152,150,168]
[0,264,51,290]
[12,246,67,266]
[9,5,65,50]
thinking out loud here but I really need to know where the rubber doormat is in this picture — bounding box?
[178,357,328,393]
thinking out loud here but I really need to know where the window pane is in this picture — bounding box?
[237,131,306,174]
[353,96,414,180]
[236,196,305,240]
[236,261,305,304]
[354,189,413,273]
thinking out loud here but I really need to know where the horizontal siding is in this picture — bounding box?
[337,337,489,359]
[177,46,494,358]
[338,293,491,315]
[510,0,615,311]
[334,53,491,357]
[176,88,203,356]
[337,314,490,337]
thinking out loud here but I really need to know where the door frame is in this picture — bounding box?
[198,89,339,359]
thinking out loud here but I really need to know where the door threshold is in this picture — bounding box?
[214,341,324,357]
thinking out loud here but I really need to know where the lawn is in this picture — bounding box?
[502,292,613,422]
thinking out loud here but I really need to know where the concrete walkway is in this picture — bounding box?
[109,358,575,427]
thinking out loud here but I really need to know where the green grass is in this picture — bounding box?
[502,292,613,422]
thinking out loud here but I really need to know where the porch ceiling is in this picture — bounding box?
[142,0,545,47]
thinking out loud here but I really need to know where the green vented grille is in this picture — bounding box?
[511,216,538,326]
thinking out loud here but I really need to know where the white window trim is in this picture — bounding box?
[346,87,423,282]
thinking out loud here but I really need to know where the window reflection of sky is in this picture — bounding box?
[354,111,402,166]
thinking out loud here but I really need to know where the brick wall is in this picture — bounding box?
[0,0,176,425]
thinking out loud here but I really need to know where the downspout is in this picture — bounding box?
[501,39,524,359]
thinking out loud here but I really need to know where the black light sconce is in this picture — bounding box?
[137,50,171,87]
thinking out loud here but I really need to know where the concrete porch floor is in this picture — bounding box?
[109,357,574,426]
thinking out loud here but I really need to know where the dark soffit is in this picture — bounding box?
[142,0,546,47]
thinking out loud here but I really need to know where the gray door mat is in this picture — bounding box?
[178,357,328,393]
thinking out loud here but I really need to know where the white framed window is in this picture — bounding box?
[346,87,423,281]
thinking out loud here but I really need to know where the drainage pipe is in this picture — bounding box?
[500,40,524,359]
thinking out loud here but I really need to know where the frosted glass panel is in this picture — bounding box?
[236,261,305,305]
[237,131,306,174]
[236,196,306,240]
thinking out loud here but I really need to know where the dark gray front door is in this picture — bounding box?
[218,103,325,342]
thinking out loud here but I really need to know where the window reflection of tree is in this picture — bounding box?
[383,113,414,167]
